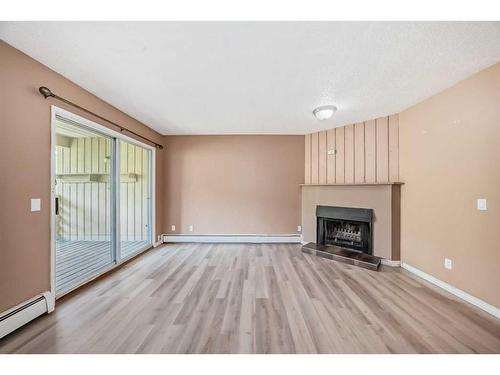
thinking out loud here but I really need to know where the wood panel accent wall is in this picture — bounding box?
[304,114,400,184]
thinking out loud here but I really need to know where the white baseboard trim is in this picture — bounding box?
[0,291,54,339]
[162,234,302,244]
[153,240,163,248]
[381,259,401,267]
[401,263,500,319]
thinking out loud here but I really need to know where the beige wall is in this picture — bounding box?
[0,41,165,313]
[305,114,399,185]
[162,135,304,234]
[399,62,500,307]
[301,185,400,260]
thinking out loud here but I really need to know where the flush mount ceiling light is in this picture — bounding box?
[313,105,337,120]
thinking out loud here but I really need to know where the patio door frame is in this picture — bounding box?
[50,105,156,299]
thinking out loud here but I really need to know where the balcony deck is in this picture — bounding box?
[56,240,150,294]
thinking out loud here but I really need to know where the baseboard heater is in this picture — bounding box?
[162,234,302,244]
[0,292,54,339]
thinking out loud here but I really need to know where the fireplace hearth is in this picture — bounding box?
[316,205,373,255]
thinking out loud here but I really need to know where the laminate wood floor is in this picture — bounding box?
[1,243,499,353]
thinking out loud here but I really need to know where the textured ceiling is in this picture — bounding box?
[1,22,500,135]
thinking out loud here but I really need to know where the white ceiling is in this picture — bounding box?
[1,22,500,135]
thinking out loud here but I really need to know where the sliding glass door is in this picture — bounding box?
[54,117,115,295]
[118,140,153,259]
[54,114,153,296]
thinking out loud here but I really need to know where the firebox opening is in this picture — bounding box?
[316,205,373,255]
[324,219,369,252]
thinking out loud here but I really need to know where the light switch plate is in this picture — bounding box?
[189,225,194,232]
[477,198,487,211]
[297,225,302,232]
[171,225,176,231]
[444,258,452,270]
[31,198,41,212]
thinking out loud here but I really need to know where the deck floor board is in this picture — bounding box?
[56,240,150,294]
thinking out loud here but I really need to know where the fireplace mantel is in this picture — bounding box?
[300,182,403,187]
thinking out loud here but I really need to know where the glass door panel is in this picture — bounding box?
[54,117,115,295]
[118,140,152,259]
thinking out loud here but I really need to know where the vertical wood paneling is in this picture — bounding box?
[326,129,336,184]
[120,141,128,241]
[143,149,150,238]
[120,179,127,241]
[99,138,104,172]
[70,139,77,240]
[70,179,77,240]
[127,143,135,240]
[310,132,319,184]
[63,184,70,239]
[364,119,377,183]
[135,147,143,238]
[304,114,399,185]
[118,140,151,242]
[98,183,106,239]
[63,145,70,174]
[84,182,91,238]
[354,123,365,184]
[91,138,98,240]
[77,183,84,240]
[388,114,399,182]
[91,138,98,173]
[142,151,147,238]
[70,139,77,173]
[85,137,91,174]
[77,138,85,174]
[304,134,311,184]
[344,124,355,184]
[105,140,110,236]
[335,127,345,184]
[318,131,327,184]
[376,117,389,183]
[55,136,150,242]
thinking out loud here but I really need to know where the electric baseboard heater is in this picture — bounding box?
[0,292,54,339]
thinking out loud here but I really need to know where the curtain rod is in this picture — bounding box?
[38,86,163,149]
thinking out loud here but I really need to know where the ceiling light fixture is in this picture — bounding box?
[313,105,337,120]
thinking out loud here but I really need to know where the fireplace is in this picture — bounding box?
[316,205,373,255]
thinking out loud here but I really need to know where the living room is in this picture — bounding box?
[0,2,499,373]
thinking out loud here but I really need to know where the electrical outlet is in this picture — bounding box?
[31,198,41,212]
[189,225,194,232]
[171,224,176,231]
[297,225,302,232]
[477,198,487,211]
[444,258,452,270]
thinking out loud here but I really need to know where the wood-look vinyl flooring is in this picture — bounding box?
[1,243,499,353]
